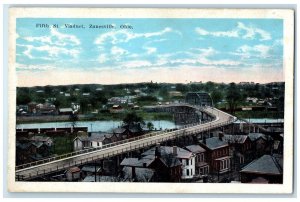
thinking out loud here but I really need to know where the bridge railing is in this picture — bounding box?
[16,116,235,180]
[15,106,234,172]
[15,123,202,170]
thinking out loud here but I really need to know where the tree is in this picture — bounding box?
[146,122,154,131]
[17,93,31,105]
[226,83,241,114]
[123,112,145,126]
[69,111,78,131]
[210,90,223,106]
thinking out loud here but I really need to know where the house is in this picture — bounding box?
[240,154,283,184]
[169,91,183,97]
[223,134,253,167]
[248,133,273,157]
[142,145,195,181]
[110,105,124,113]
[122,166,154,182]
[73,133,117,151]
[185,92,213,107]
[199,135,231,174]
[147,146,182,182]
[185,145,209,176]
[81,165,101,177]
[59,108,73,115]
[16,142,36,165]
[65,167,81,181]
[82,93,90,96]
[132,105,140,110]
[83,175,120,182]
[246,97,258,104]
[16,141,51,165]
[112,124,144,140]
[30,135,53,147]
[120,158,140,167]
[112,127,128,140]
[73,136,91,151]
[28,102,38,113]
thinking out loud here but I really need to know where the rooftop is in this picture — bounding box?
[122,166,154,182]
[142,146,193,159]
[81,165,101,173]
[185,145,206,153]
[120,158,139,167]
[200,137,228,150]
[223,135,248,144]
[248,133,268,141]
[240,154,283,175]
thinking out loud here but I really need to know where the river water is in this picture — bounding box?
[16,118,283,132]
[16,120,177,132]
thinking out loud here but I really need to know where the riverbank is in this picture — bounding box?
[234,111,284,119]
[16,111,173,124]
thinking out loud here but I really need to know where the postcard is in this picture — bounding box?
[7,8,294,193]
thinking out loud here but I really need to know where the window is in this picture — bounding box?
[97,142,99,146]
[187,169,189,176]
[90,142,92,146]
[200,153,204,162]
[186,159,189,166]
[191,159,192,165]
[190,169,193,176]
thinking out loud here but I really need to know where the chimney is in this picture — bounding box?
[173,146,178,156]
[131,166,136,181]
[155,143,161,158]
[219,132,224,141]
[203,135,206,145]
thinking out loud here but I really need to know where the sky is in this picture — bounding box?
[16,18,283,87]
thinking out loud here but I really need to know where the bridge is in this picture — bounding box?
[15,104,237,181]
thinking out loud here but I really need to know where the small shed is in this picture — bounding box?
[66,167,81,181]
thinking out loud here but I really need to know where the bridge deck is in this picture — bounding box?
[15,105,236,180]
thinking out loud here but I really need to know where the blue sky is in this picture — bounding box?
[16,18,283,86]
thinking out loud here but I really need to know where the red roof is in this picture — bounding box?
[68,167,80,173]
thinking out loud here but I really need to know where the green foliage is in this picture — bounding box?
[226,83,242,114]
[210,90,223,105]
[123,112,145,126]
[146,122,154,130]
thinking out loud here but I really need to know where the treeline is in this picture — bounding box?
[16,81,285,115]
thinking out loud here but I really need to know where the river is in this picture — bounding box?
[16,118,283,133]
[16,120,177,132]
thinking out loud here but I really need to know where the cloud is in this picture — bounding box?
[50,28,80,46]
[94,27,179,45]
[119,60,153,68]
[17,43,80,59]
[97,54,107,63]
[195,28,239,38]
[144,46,157,54]
[16,63,57,71]
[20,28,81,60]
[236,44,271,58]
[111,46,128,56]
[195,22,271,41]
[23,28,80,46]
[237,22,271,41]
